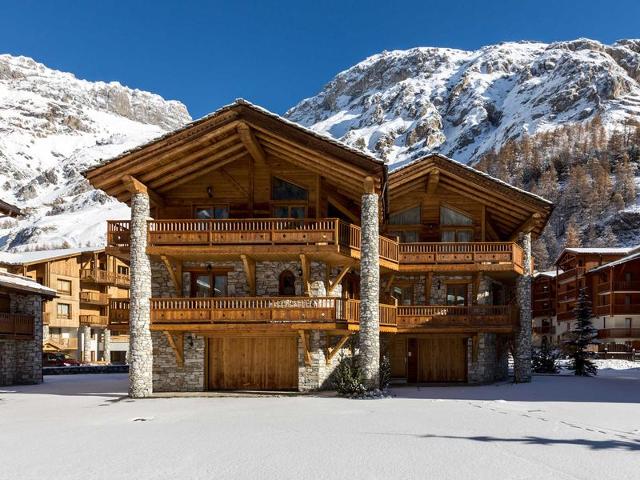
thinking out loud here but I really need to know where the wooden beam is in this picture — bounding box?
[155,152,247,193]
[237,122,267,164]
[160,255,182,294]
[240,255,256,296]
[472,272,483,305]
[328,264,351,295]
[508,213,542,241]
[122,175,165,207]
[164,331,184,367]
[325,334,351,365]
[426,168,440,195]
[300,254,310,295]
[481,205,486,242]
[384,273,396,294]
[364,176,376,194]
[425,272,432,305]
[485,216,500,241]
[315,174,322,219]
[327,195,359,224]
[298,330,312,366]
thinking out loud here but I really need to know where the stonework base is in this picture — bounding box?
[152,331,205,392]
[467,333,509,384]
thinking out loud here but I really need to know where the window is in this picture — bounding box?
[440,206,473,226]
[57,279,72,295]
[388,230,420,243]
[195,206,229,220]
[279,270,296,296]
[446,284,467,306]
[189,272,228,298]
[440,206,474,242]
[273,205,306,219]
[57,303,71,319]
[117,265,129,275]
[272,177,308,201]
[392,285,414,305]
[389,207,421,225]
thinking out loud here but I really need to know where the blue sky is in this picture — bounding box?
[1,0,639,118]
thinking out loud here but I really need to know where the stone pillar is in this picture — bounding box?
[358,178,380,389]
[103,328,111,364]
[514,231,533,383]
[82,325,92,363]
[129,192,153,398]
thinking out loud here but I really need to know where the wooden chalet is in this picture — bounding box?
[0,248,130,363]
[84,99,552,394]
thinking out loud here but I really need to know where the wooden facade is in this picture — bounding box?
[85,100,552,390]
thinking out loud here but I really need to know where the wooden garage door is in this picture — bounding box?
[417,337,467,383]
[208,336,298,390]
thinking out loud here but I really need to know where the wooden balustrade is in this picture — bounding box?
[79,315,109,327]
[107,220,131,248]
[398,242,523,268]
[81,269,130,287]
[0,312,34,339]
[80,291,109,305]
[594,304,640,315]
[109,299,131,327]
[598,328,640,339]
[597,281,640,293]
[396,305,514,329]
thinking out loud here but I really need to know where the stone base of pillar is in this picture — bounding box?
[103,329,111,364]
[82,325,92,364]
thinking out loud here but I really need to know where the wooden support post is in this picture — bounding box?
[300,254,310,295]
[160,255,182,294]
[384,273,396,294]
[237,122,267,164]
[473,272,483,305]
[164,331,184,367]
[325,334,351,365]
[328,264,351,295]
[241,255,256,296]
[425,272,433,305]
[426,169,440,195]
[122,174,165,207]
[298,330,311,366]
[481,205,486,242]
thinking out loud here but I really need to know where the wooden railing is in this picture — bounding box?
[598,328,640,339]
[341,300,397,327]
[79,315,109,327]
[396,305,515,329]
[398,242,523,269]
[109,299,130,327]
[80,291,109,305]
[107,220,131,248]
[0,312,34,339]
[557,267,586,284]
[81,269,130,287]
[594,304,640,315]
[597,281,640,293]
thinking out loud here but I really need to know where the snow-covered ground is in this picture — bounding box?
[1,368,639,479]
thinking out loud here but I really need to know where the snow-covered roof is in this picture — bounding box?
[588,251,640,274]
[554,246,640,266]
[534,270,560,278]
[0,271,57,297]
[0,247,102,266]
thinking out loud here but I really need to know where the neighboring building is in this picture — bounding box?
[532,246,640,348]
[0,268,56,386]
[0,199,21,218]
[0,248,130,363]
[84,99,552,395]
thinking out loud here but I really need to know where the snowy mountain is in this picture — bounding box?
[0,54,191,252]
[286,39,640,167]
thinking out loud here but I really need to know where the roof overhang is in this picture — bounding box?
[0,199,21,218]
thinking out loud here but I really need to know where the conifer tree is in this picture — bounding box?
[564,220,582,248]
[563,288,598,376]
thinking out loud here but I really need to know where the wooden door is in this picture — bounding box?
[417,337,467,382]
[407,338,418,383]
[208,336,298,390]
[389,336,407,378]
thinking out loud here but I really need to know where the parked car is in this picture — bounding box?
[42,352,80,367]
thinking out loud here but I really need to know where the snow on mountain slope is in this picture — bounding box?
[286,39,640,167]
[0,55,191,252]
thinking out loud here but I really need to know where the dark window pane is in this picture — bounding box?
[195,208,214,219]
[214,276,227,296]
[440,206,473,226]
[273,206,289,218]
[214,206,229,219]
[389,206,421,225]
[272,177,308,201]
[290,207,305,219]
[195,275,211,297]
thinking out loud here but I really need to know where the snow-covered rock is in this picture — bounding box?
[0,54,191,252]
[286,39,640,167]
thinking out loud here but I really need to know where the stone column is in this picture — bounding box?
[82,325,92,363]
[103,328,111,364]
[129,192,153,398]
[514,231,533,383]
[358,177,380,389]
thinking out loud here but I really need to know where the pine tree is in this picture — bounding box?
[563,288,598,376]
[564,220,582,248]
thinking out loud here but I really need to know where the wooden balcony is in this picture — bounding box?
[0,312,34,339]
[594,304,640,315]
[395,305,516,332]
[557,267,585,284]
[109,299,130,328]
[597,281,640,294]
[79,314,109,327]
[107,219,526,274]
[80,268,130,287]
[397,242,524,274]
[598,328,640,339]
[80,291,109,305]
[533,325,554,334]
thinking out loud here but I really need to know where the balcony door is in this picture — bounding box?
[446,284,467,306]
[189,271,228,298]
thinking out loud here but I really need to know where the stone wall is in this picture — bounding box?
[152,331,205,392]
[467,333,509,384]
[298,331,355,391]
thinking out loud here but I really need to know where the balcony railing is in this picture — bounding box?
[597,281,640,293]
[109,299,130,328]
[398,242,523,269]
[557,267,586,284]
[598,328,640,339]
[81,269,130,287]
[594,304,640,315]
[80,291,109,305]
[396,305,515,329]
[0,312,34,339]
[79,315,109,327]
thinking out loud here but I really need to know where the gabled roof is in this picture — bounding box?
[0,270,57,298]
[534,270,560,279]
[83,99,387,206]
[553,246,638,267]
[388,153,553,238]
[588,250,640,274]
[0,199,21,217]
[0,247,103,266]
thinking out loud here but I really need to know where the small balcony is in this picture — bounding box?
[81,268,130,287]
[557,267,586,284]
[594,304,640,316]
[0,312,34,339]
[79,315,109,327]
[395,305,516,332]
[597,281,640,294]
[598,328,640,339]
[80,291,109,305]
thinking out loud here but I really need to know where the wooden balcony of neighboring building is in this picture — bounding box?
[533,325,554,335]
[80,268,130,287]
[79,291,110,306]
[395,305,516,333]
[46,336,79,351]
[556,310,576,321]
[107,219,526,274]
[596,281,640,294]
[557,267,586,284]
[532,306,556,318]
[594,304,640,316]
[49,314,78,328]
[79,314,109,327]
[597,328,640,339]
[0,312,34,339]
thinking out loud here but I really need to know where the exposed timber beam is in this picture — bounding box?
[298,330,312,366]
[241,255,256,296]
[327,195,359,224]
[164,331,184,367]
[426,168,440,195]
[509,213,542,241]
[300,254,310,295]
[160,255,182,293]
[122,175,165,207]
[328,264,352,295]
[237,122,267,164]
[325,334,351,365]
